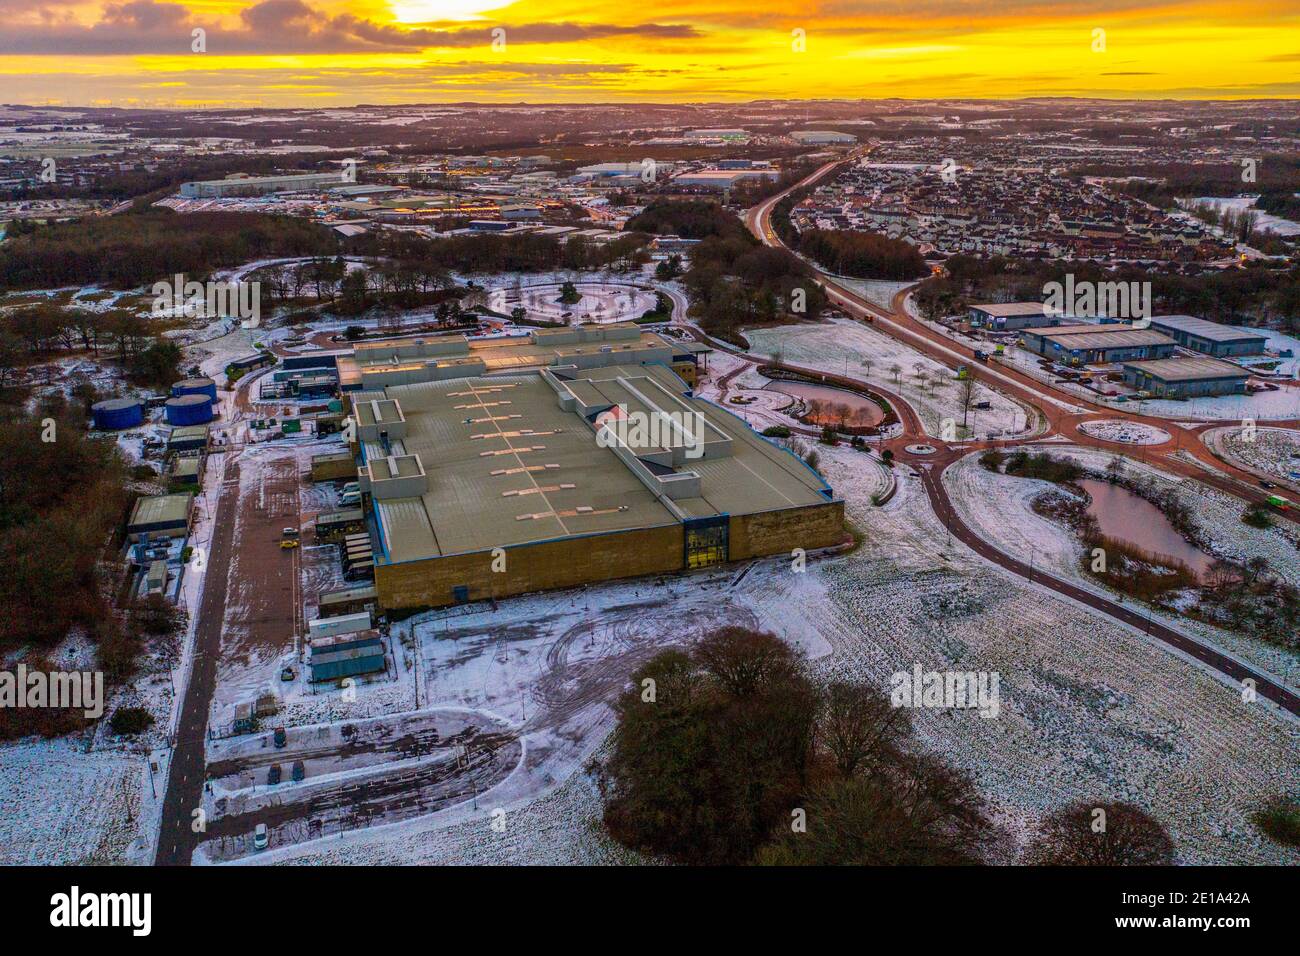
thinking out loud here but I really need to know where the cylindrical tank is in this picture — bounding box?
[165,394,214,425]
[171,377,218,400]
[91,397,144,430]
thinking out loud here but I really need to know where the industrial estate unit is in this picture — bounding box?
[326,325,845,609]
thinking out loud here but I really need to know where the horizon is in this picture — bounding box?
[2,0,1298,107]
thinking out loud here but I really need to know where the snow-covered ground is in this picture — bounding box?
[0,739,150,864]
[943,444,1300,683]
[1077,419,1171,445]
[252,440,1299,865]
[1186,195,1300,237]
[490,280,656,325]
[1202,425,1300,489]
[745,317,1036,440]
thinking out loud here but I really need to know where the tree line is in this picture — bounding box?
[0,209,338,290]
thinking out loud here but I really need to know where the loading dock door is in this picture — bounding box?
[684,515,729,569]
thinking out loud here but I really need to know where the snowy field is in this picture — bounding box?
[0,738,148,864]
[1202,425,1300,488]
[943,444,1300,683]
[257,441,1299,865]
[745,317,1037,439]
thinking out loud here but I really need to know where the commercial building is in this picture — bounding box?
[178,172,341,198]
[674,169,781,191]
[968,302,1062,331]
[354,362,844,610]
[790,130,858,145]
[126,493,194,541]
[1146,315,1268,358]
[1120,357,1251,398]
[686,129,749,141]
[1021,323,1176,364]
[335,324,700,392]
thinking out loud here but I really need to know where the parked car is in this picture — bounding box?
[253,823,268,850]
[291,760,306,783]
[267,764,282,786]
[280,666,295,682]
[273,726,287,748]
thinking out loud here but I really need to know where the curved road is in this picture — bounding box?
[741,159,1300,716]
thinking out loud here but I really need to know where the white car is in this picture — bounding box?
[253,823,268,851]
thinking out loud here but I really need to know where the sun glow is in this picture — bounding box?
[389,0,508,23]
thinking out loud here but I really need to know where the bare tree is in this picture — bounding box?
[821,682,909,778]
[1026,800,1174,865]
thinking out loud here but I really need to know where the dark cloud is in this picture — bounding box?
[0,0,701,55]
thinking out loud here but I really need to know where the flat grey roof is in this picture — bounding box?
[971,302,1051,317]
[1038,328,1174,351]
[129,493,193,527]
[1121,357,1251,382]
[1148,315,1270,343]
[369,363,832,563]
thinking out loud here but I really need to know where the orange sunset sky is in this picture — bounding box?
[1,0,1298,107]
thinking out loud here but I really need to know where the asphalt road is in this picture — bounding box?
[738,166,1300,714]
[155,456,241,865]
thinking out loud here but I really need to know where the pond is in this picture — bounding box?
[765,380,885,429]
[1076,478,1214,577]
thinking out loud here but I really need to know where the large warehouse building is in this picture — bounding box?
[968,302,1061,331]
[344,361,844,610]
[1120,357,1251,398]
[179,172,341,198]
[1146,315,1268,358]
[336,324,703,390]
[1021,323,1176,364]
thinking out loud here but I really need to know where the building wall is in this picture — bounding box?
[729,500,846,561]
[312,456,357,481]
[376,523,684,610]
[1122,369,1248,397]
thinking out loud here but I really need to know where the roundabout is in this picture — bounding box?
[492,280,658,325]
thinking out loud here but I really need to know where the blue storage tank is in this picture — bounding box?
[91,397,144,430]
[171,377,218,400]
[165,394,214,425]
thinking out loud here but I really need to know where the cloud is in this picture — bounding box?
[0,0,702,55]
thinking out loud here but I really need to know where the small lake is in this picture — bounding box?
[765,380,885,428]
[1076,478,1214,577]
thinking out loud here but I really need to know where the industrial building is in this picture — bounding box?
[1120,357,1251,398]
[790,130,858,144]
[1021,323,1176,364]
[178,172,341,198]
[126,493,194,541]
[343,361,844,611]
[968,302,1061,331]
[167,424,209,454]
[674,168,781,191]
[334,324,702,391]
[686,129,749,141]
[1146,315,1268,358]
